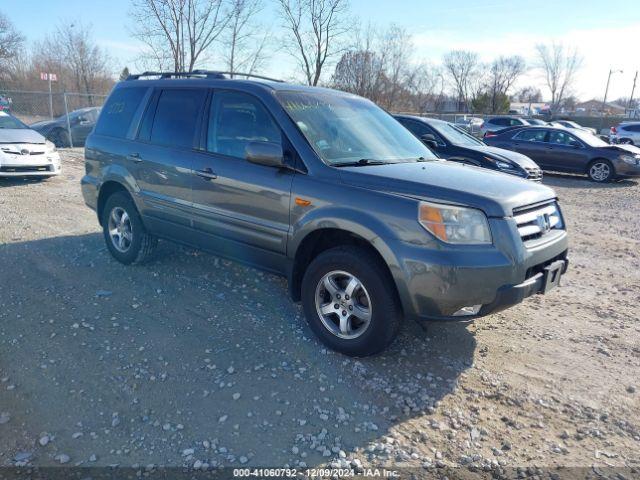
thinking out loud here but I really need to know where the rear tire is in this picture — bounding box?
[618,138,634,145]
[301,246,402,356]
[587,159,614,183]
[102,191,157,265]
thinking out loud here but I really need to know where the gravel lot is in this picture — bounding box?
[1,150,639,475]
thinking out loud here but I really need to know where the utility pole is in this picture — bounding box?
[628,71,638,117]
[600,69,623,133]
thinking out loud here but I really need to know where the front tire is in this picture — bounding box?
[51,129,71,148]
[587,159,614,183]
[301,246,402,356]
[102,191,157,265]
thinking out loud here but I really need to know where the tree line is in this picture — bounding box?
[0,1,607,115]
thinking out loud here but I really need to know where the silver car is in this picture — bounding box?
[480,116,530,137]
[550,120,597,136]
[610,122,640,145]
[0,112,61,179]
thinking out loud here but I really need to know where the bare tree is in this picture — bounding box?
[486,55,525,113]
[277,0,352,86]
[443,50,480,112]
[535,43,582,114]
[131,0,231,72]
[0,11,24,65]
[223,0,269,76]
[514,86,542,104]
[32,22,112,101]
[332,23,439,112]
[0,10,25,86]
[331,24,385,101]
[379,25,412,109]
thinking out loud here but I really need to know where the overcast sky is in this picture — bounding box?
[4,0,639,101]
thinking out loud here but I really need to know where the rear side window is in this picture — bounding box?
[94,87,147,138]
[149,89,207,148]
[491,118,508,126]
[513,129,547,142]
[625,124,640,132]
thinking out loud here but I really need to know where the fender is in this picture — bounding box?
[287,205,412,310]
[97,163,144,211]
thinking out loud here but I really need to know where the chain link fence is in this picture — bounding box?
[0,90,108,147]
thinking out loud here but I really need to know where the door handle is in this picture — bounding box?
[128,153,142,163]
[196,167,217,180]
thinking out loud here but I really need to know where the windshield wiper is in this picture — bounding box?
[334,158,391,167]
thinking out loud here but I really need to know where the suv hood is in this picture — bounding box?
[338,160,556,217]
[0,128,46,144]
[470,145,539,169]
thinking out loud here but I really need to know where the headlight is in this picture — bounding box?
[620,154,639,165]
[45,140,57,152]
[484,156,516,171]
[419,201,492,244]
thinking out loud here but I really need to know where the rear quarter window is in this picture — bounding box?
[94,87,147,138]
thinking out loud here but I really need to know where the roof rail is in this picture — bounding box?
[126,70,284,83]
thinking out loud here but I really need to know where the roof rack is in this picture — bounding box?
[126,70,284,83]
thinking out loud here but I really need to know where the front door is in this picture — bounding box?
[544,130,589,172]
[191,90,294,263]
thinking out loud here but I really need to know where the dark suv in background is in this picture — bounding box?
[82,71,569,356]
[395,115,542,181]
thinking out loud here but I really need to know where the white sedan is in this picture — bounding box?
[0,112,61,179]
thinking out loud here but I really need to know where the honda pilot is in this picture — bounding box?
[81,71,569,356]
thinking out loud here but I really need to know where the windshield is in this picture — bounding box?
[276,91,436,165]
[432,122,484,147]
[572,129,608,147]
[0,114,27,129]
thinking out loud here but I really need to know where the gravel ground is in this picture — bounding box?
[0,150,639,475]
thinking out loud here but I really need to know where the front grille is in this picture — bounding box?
[513,201,563,242]
[0,165,52,173]
[525,167,543,181]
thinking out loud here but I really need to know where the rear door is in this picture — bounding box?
[132,87,207,234]
[190,90,294,261]
[510,128,549,165]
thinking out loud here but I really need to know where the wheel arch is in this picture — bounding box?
[97,181,134,226]
[288,227,403,315]
[586,157,615,173]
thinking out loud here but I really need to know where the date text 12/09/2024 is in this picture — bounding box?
[232,468,400,477]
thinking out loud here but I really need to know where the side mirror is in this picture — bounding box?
[568,141,581,148]
[245,141,285,168]
[420,134,439,150]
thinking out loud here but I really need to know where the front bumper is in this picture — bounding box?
[0,152,61,177]
[613,159,640,177]
[387,217,569,322]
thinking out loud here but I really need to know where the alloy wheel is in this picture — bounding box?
[314,270,372,339]
[108,207,133,253]
[589,162,610,182]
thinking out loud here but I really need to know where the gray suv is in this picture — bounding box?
[82,71,569,356]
